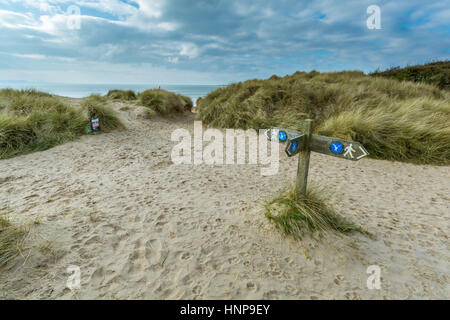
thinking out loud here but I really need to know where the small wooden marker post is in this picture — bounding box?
[295,119,313,200]
[264,120,369,202]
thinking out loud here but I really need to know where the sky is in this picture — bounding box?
[0,0,449,84]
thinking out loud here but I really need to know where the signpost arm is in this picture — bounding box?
[295,119,314,200]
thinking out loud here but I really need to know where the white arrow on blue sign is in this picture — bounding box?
[265,127,369,161]
[285,135,306,157]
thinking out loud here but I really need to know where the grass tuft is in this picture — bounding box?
[81,95,125,132]
[0,215,27,269]
[317,98,450,164]
[0,92,86,158]
[265,185,370,240]
[0,90,124,159]
[138,89,192,115]
[106,89,137,101]
[198,70,450,165]
[370,60,450,90]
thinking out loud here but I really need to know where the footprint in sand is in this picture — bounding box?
[145,239,163,265]
[284,257,294,265]
[246,282,257,292]
[334,274,345,285]
[227,256,240,265]
[192,285,202,295]
[155,220,168,228]
[180,252,191,261]
[345,291,362,300]
[263,290,280,299]
[84,235,101,245]
[285,284,299,296]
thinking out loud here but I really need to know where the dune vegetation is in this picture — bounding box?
[370,61,450,90]
[81,95,125,132]
[138,89,193,115]
[0,214,27,269]
[265,184,370,239]
[198,70,450,165]
[104,88,193,116]
[106,89,137,101]
[0,89,123,159]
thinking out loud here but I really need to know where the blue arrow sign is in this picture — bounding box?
[278,131,287,142]
[266,127,369,161]
[291,141,298,152]
[330,141,343,154]
[285,135,306,157]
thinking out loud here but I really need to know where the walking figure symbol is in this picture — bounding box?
[343,144,356,158]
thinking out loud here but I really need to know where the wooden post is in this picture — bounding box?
[295,119,314,200]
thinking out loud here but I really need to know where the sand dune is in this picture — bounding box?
[0,102,449,299]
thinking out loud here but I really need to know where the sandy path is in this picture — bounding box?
[0,103,449,299]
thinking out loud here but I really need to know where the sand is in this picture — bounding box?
[0,101,449,299]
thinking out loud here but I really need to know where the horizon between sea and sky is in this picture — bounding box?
[0,0,449,95]
[0,81,225,103]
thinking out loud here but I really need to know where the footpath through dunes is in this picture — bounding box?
[0,101,449,299]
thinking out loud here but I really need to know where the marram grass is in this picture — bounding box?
[106,89,137,101]
[82,95,125,132]
[0,90,124,159]
[265,184,370,240]
[318,97,450,164]
[370,60,450,90]
[0,93,86,158]
[198,70,450,165]
[0,214,27,270]
[138,89,193,115]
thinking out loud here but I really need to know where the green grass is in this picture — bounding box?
[265,185,370,240]
[318,97,450,164]
[198,70,450,165]
[106,89,137,101]
[0,90,87,158]
[0,90,124,159]
[82,95,125,132]
[195,97,203,107]
[370,61,450,90]
[0,214,27,269]
[0,88,52,99]
[138,89,193,115]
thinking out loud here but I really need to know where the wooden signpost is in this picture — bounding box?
[265,119,369,200]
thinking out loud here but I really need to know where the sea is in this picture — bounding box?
[0,82,226,105]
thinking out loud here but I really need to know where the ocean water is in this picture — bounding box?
[0,82,225,105]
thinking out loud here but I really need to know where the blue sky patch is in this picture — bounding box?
[0,0,448,84]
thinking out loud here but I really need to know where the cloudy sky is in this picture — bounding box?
[0,0,449,84]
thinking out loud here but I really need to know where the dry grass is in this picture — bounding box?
[0,89,86,158]
[138,89,193,115]
[265,184,370,240]
[106,89,137,101]
[318,97,450,164]
[81,95,125,132]
[0,90,125,158]
[198,71,450,165]
[0,215,27,270]
[370,60,450,90]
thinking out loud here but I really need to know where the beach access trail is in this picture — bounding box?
[0,101,448,299]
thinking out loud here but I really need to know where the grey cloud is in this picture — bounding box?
[0,0,449,83]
